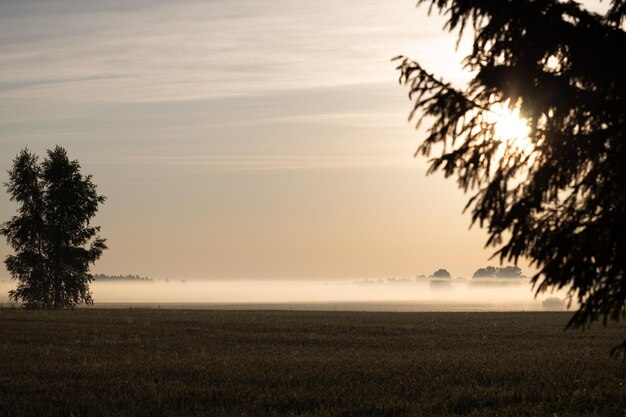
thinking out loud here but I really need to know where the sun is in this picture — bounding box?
[486,102,535,163]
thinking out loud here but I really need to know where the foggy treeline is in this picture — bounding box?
[0,276,568,311]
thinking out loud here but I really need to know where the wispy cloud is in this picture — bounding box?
[0,0,464,102]
[0,75,127,93]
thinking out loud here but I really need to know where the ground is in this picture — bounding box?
[0,309,624,416]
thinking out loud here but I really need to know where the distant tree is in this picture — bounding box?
[0,147,107,308]
[473,266,498,278]
[92,274,152,282]
[396,1,626,352]
[432,269,451,278]
[543,296,566,311]
[497,266,523,278]
[472,265,523,278]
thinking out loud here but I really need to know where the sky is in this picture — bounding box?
[0,0,607,281]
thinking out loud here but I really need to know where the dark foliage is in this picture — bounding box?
[473,265,523,278]
[432,268,452,278]
[93,274,152,282]
[0,147,107,308]
[396,0,626,345]
[473,266,499,279]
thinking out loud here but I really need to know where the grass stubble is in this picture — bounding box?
[0,309,624,416]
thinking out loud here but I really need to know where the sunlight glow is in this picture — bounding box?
[487,102,535,164]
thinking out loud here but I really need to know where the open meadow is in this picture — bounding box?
[0,309,625,417]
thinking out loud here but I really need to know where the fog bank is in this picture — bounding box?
[0,279,570,311]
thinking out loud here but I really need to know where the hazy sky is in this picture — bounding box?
[0,0,606,280]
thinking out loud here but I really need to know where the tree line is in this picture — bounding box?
[93,274,153,282]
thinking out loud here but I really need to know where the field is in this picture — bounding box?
[0,309,624,417]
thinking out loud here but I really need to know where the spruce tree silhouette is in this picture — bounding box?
[1,147,107,308]
[396,1,625,353]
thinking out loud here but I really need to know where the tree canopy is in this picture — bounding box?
[397,0,626,350]
[1,147,107,308]
[432,268,452,278]
[473,265,523,278]
[473,266,499,279]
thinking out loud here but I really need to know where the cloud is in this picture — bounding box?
[0,75,127,93]
[0,0,460,102]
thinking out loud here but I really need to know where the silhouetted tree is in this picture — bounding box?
[473,265,523,278]
[497,266,523,278]
[1,147,107,308]
[432,268,451,278]
[473,266,499,278]
[396,1,625,351]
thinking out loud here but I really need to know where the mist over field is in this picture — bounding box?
[0,278,568,310]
